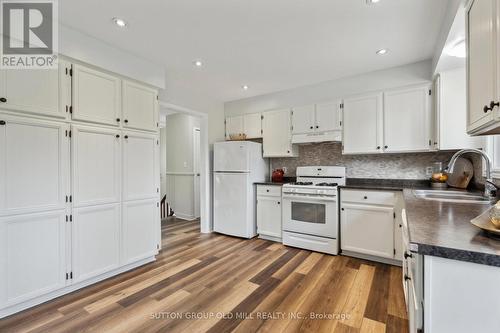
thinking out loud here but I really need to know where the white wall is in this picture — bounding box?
[224,60,433,116]
[60,25,165,88]
[165,113,201,220]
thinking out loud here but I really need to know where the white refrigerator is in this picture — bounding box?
[213,141,268,238]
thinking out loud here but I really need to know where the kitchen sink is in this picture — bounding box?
[412,190,492,204]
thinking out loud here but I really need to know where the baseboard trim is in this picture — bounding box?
[0,256,156,319]
[174,213,197,221]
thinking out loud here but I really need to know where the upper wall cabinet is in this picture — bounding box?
[122,80,158,132]
[72,64,121,127]
[383,85,431,153]
[262,108,298,157]
[466,0,500,135]
[434,69,485,150]
[0,61,69,119]
[343,93,383,154]
[291,102,342,144]
[225,113,262,139]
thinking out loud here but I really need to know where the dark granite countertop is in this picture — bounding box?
[403,189,500,267]
[254,182,287,186]
[340,178,432,191]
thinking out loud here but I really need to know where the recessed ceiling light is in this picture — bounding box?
[242,85,249,90]
[366,0,381,4]
[112,17,127,28]
[376,48,389,55]
[193,60,203,67]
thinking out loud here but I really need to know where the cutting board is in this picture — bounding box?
[447,157,474,189]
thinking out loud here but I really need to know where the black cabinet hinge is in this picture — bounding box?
[66,272,69,280]
[69,130,72,138]
[393,249,396,255]
[157,202,159,207]
[340,103,344,108]
[65,195,68,203]
[70,272,73,279]
[393,212,396,219]
[69,68,73,76]
[69,106,73,114]
[157,188,159,193]
[69,195,72,203]
[261,129,263,135]
[157,140,159,145]
[66,215,68,222]
[429,89,432,96]
[70,215,73,222]
[261,115,264,120]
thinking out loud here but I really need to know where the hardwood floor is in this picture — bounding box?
[0,218,408,333]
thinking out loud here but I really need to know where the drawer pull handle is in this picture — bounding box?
[0,97,6,103]
[404,252,413,259]
[404,274,411,281]
[364,196,368,199]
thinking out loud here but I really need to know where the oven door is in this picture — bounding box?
[282,193,338,238]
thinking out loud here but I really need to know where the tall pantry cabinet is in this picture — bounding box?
[0,60,160,318]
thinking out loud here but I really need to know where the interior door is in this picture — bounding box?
[72,203,120,283]
[72,64,121,126]
[262,109,293,157]
[343,93,382,154]
[213,172,251,238]
[243,113,262,139]
[341,203,394,258]
[72,125,121,207]
[0,115,68,216]
[0,62,66,119]
[225,116,244,139]
[122,80,158,132]
[122,131,158,201]
[122,199,158,265]
[0,210,66,306]
[291,105,315,134]
[384,86,430,152]
[315,101,342,132]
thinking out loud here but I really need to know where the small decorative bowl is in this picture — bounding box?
[489,202,500,229]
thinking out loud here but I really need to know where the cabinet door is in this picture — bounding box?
[467,0,496,131]
[122,199,158,265]
[123,131,158,201]
[72,204,120,283]
[315,101,342,132]
[0,62,66,119]
[72,64,121,126]
[341,203,394,259]
[343,93,382,154]
[225,115,244,140]
[0,211,67,307]
[122,80,158,132]
[0,115,68,216]
[262,109,296,157]
[257,196,282,239]
[384,86,430,152]
[243,113,262,139]
[72,125,121,207]
[291,105,315,134]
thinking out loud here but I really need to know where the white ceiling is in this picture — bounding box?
[59,0,450,103]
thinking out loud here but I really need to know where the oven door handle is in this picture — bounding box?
[282,194,337,202]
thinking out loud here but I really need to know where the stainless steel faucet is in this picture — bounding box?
[447,149,498,201]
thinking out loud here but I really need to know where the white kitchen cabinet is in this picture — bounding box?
[72,64,121,127]
[123,131,159,201]
[466,0,500,135]
[122,80,158,132]
[383,85,431,152]
[262,108,298,157]
[291,105,315,134]
[72,203,121,283]
[71,125,121,207]
[243,113,262,139]
[0,61,69,119]
[341,203,395,259]
[225,115,244,140]
[0,210,67,307]
[256,185,282,241]
[434,69,485,150]
[342,93,382,154]
[315,101,342,133]
[0,114,69,216]
[122,199,159,265]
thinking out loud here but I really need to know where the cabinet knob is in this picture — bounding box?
[377,146,381,150]
[484,105,492,113]
[0,120,5,125]
[116,118,120,122]
[404,275,411,281]
[310,126,313,129]
[316,125,319,129]
[404,252,413,259]
[277,201,280,205]
[287,150,290,153]
[490,101,500,109]
[115,134,120,138]
[384,145,388,149]
[124,119,129,123]
[364,196,368,199]
[0,97,6,103]
[124,135,129,139]
[341,208,344,211]
[266,189,269,192]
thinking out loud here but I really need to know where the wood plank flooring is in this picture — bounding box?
[0,217,408,333]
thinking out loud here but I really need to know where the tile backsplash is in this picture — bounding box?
[271,142,458,180]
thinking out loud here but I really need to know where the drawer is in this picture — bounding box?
[257,185,282,197]
[341,189,395,206]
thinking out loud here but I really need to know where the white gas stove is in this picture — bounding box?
[282,166,346,255]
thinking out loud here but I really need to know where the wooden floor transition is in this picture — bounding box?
[0,217,408,333]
